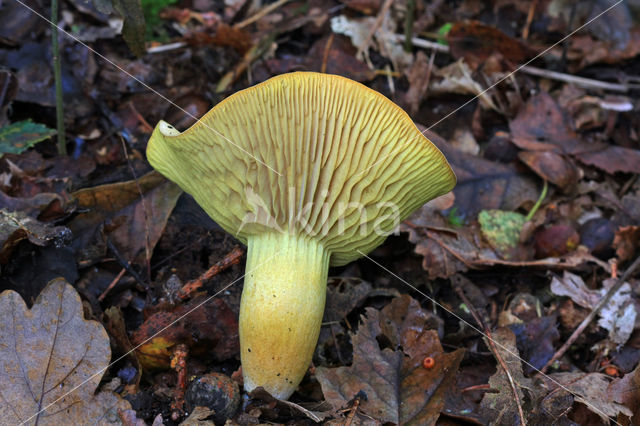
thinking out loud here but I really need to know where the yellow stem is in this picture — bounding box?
[239,232,329,399]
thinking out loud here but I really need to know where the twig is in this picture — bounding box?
[98,267,127,302]
[233,0,290,30]
[321,32,335,74]
[454,286,527,426]
[170,344,189,421]
[51,0,66,155]
[356,0,394,59]
[177,246,244,300]
[216,33,276,93]
[106,238,147,289]
[393,34,631,93]
[403,0,415,52]
[342,391,366,426]
[538,254,640,375]
[519,65,630,92]
[522,0,538,40]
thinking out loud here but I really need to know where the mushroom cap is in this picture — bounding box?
[147,72,455,266]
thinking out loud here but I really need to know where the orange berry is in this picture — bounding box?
[422,357,435,369]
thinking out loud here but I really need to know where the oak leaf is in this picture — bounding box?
[0,278,131,425]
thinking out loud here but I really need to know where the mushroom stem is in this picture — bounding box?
[239,231,330,399]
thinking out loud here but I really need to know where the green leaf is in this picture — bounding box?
[478,209,526,254]
[0,120,56,158]
[437,23,452,45]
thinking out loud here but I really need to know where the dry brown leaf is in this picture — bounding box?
[551,272,636,345]
[509,91,585,154]
[517,151,580,190]
[423,128,539,220]
[404,51,431,116]
[576,145,640,175]
[323,277,372,323]
[0,278,131,425]
[316,295,464,424]
[68,170,182,263]
[479,327,533,423]
[130,298,239,369]
[613,225,640,262]
[608,363,640,424]
[546,372,633,421]
[430,60,498,111]
[0,209,71,263]
[447,21,537,70]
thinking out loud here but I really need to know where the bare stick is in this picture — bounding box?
[394,34,631,93]
[234,0,290,29]
[538,254,640,375]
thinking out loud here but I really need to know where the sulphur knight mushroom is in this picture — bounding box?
[147,72,455,399]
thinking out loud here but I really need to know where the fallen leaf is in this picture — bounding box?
[306,35,376,82]
[479,328,532,422]
[316,295,464,424]
[568,30,640,71]
[546,372,633,421]
[0,209,71,263]
[518,151,580,190]
[179,406,215,425]
[323,277,372,323]
[509,91,584,154]
[509,315,559,375]
[130,297,239,369]
[68,171,182,263]
[613,225,640,262]
[551,272,636,346]
[608,363,640,423]
[0,278,131,424]
[576,145,640,175]
[103,307,142,387]
[248,388,332,423]
[447,21,537,70]
[424,128,539,220]
[430,60,498,111]
[330,13,412,72]
[339,0,382,15]
[404,51,431,116]
[478,209,526,256]
[0,120,56,158]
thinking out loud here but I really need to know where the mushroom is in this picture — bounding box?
[147,72,455,399]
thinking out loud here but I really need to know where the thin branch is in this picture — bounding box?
[394,34,632,93]
[234,0,290,30]
[538,254,640,375]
